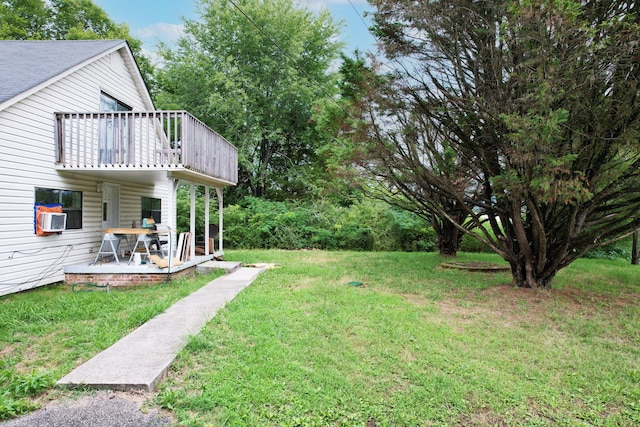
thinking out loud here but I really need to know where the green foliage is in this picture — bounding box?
[0,395,36,421]
[0,0,154,90]
[175,185,209,236]
[0,272,223,420]
[0,0,49,40]
[388,208,437,252]
[1,370,54,397]
[460,233,494,253]
[156,0,343,199]
[0,359,53,419]
[584,236,633,261]
[222,197,436,251]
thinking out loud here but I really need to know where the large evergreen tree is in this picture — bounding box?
[366,0,640,287]
[156,0,343,200]
[329,53,475,255]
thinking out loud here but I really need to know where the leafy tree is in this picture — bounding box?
[155,0,343,200]
[0,0,153,87]
[312,52,372,206]
[333,52,475,255]
[0,0,49,39]
[368,0,640,287]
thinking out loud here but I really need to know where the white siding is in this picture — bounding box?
[0,48,161,296]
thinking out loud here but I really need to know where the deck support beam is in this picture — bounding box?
[166,177,179,258]
[190,183,196,260]
[205,186,211,255]
[216,188,223,254]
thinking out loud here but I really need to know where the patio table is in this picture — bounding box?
[104,228,166,264]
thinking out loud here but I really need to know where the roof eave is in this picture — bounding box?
[0,40,154,113]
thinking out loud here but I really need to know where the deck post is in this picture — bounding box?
[166,177,179,259]
[216,187,223,254]
[190,183,196,260]
[205,186,211,255]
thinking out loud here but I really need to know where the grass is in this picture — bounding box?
[1,251,639,426]
[0,271,223,419]
[153,250,639,426]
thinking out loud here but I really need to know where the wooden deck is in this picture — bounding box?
[55,110,237,185]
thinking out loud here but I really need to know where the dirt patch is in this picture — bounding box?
[296,250,340,265]
[447,285,571,328]
[458,407,509,426]
[0,343,16,357]
[431,283,640,334]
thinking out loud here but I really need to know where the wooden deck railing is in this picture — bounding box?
[55,111,237,184]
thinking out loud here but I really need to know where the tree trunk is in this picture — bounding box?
[509,257,556,289]
[436,219,462,256]
[632,231,640,265]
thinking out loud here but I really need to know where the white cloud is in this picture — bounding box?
[300,0,368,12]
[135,22,185,47]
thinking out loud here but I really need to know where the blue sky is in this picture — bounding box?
[93,0,376,59]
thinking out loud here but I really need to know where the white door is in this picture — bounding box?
[101,183,120,229]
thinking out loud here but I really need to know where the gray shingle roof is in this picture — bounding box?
[0,40,125,105]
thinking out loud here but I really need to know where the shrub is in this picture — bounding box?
[222,197,437,252]
[460,232,493,253]
[176,188,635,258]
[388,209,436,252]
[584,236,632,261]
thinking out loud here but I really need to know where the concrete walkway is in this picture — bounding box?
[57,266,265,392]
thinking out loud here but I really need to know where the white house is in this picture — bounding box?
[0,40,238,297]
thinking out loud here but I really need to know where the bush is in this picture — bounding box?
[460,227,634,260]
[388,209,436,252]
[583,237,632,261]
[176,188,636,258]
[224,198,316,249]
[175,185,210,237]
[221,197,437,252]
[460,232,493,253]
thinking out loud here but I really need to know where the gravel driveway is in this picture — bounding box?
[0,391,173,427]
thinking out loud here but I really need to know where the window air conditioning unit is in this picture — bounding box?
[41,212,67,232]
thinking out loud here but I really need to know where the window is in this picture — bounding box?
[100,92,131,112]
[141,197,161,223]
[35,188,82,229]
[99,92,132,164]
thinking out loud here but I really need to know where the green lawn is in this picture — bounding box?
[0,271,223,419]
[1,251,639,426]
[158,251,639,426]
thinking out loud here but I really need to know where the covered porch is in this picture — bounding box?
[56,110,238,284]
